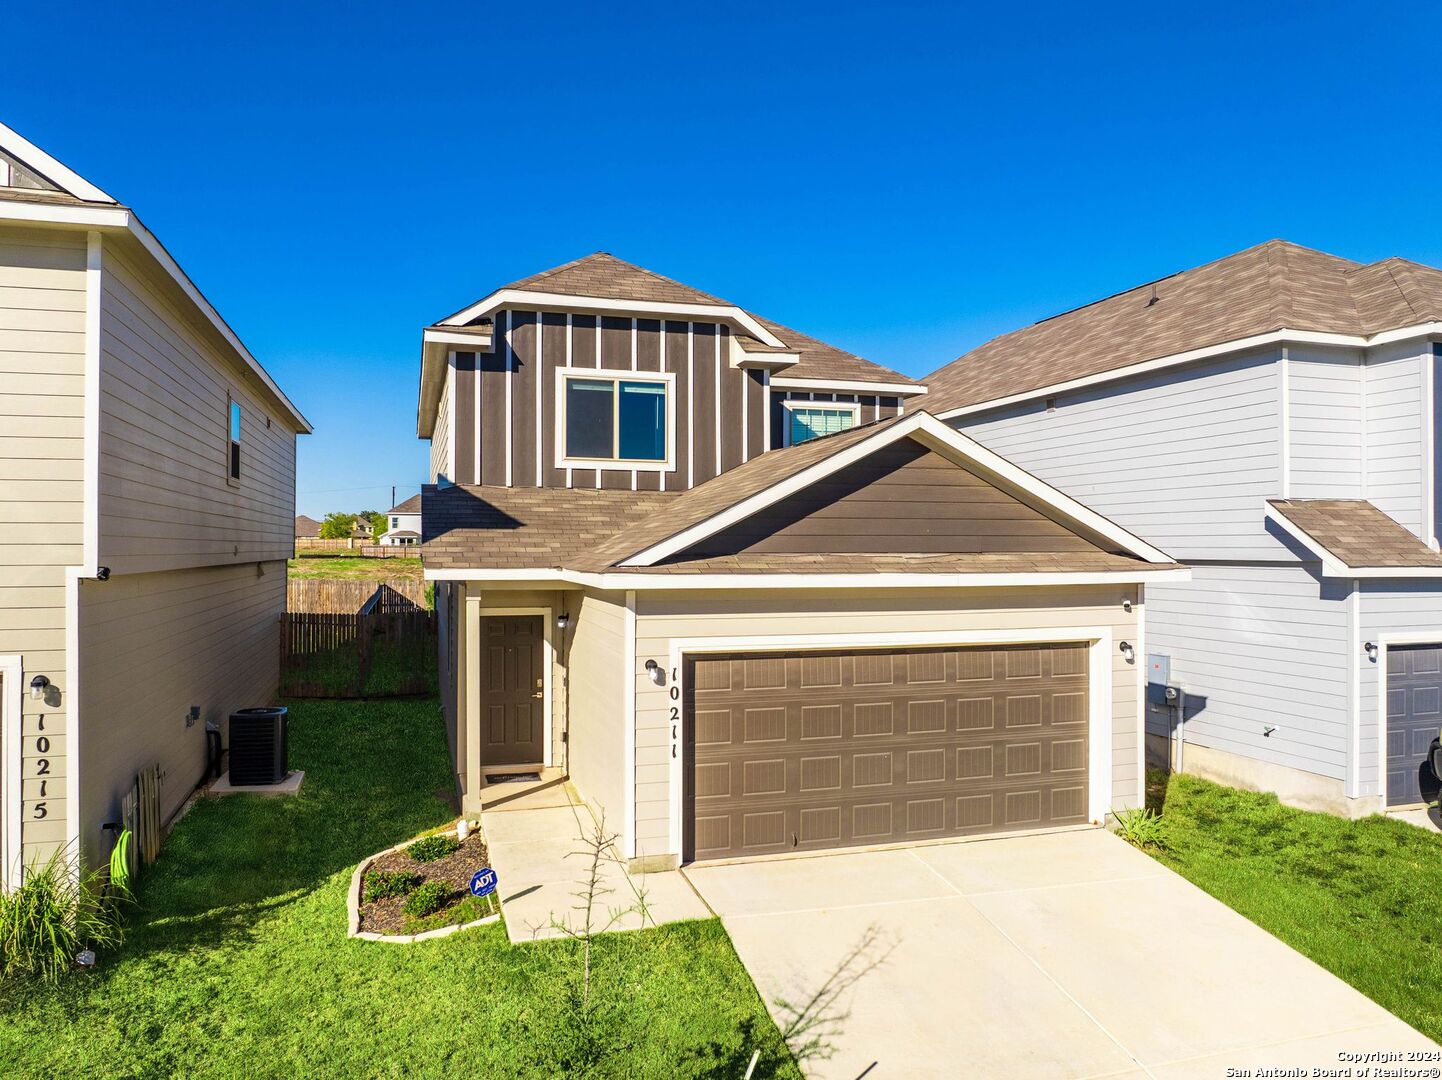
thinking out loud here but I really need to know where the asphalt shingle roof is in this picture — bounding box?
[1268,499,1442,570]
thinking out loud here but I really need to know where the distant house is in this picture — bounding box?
[0,122,310,882]
[294,515,321,540]
[381,494,421,546]
[352,517,374,539]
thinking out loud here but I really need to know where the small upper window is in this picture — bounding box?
[561,372,669,463]
[228,398,242,480]
[391,516,399,529]
[785,403,858,446]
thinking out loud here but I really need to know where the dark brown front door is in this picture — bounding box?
[479,615,545,766]
[685,643,1090,862]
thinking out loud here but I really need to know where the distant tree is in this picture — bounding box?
[367,511,388,539]
[319,512,357,539]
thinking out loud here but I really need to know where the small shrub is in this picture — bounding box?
[363,869,419,904]
[0,848,124,983]
[1110,805,1168,850]
[407,835,460,862]
[402,881,451,918]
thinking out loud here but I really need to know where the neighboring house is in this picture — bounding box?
[380,494,421,546]
[928,239,1442,817]
[295,514,322,540]
[0,123,310,884]
[417,253,1184,869]
[351,517,373,540]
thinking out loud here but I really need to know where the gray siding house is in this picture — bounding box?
[927,240,1442,817]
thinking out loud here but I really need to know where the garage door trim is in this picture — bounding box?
[1377,633,1442,805]
[665,626,1115,860]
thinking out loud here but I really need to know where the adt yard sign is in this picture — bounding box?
[469,867,498,898]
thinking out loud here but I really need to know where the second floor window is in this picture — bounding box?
[785,402,858,446]
[561,372,669,463]
[228,398,242,480]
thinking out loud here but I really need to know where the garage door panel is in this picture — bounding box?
[687,643,1091,861]
[1386,644,1442,806]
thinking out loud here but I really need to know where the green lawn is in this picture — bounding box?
[0,698,797,1078]
[288,553,424,581]
[1149,769,1442,1042]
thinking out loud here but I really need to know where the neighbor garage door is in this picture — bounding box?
[685,642,1090,862]
[1387,644,1442,806]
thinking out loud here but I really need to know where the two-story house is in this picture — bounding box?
[380,494,421,546]
[1,122,309,883]
[417,253,1185,869]
[928,239,1442,819]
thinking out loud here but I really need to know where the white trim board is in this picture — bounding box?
[619,412,1177,567]
[1263,500,1442,579]
[623,591,637,860]
[771,376,926,396]
[439,288,789,350]
[663,626,1116,862]
[1,653,22,890]
[476,606,555,769]
[423,567,1192,589]
[0,122,116,203]
[936,325,1442,421]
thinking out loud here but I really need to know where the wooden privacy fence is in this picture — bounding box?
[358,545,417,558]
[280,610,436,698]
[288,578,428,614]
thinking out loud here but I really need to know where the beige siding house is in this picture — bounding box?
[0,123,309,883]
[418,256,1185,870]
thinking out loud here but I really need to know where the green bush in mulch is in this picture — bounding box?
[406,835,460,862]
[362,870,420,904]
[402,882,451,919]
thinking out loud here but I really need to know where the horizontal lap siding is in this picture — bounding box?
[566,590,628,830]
[1145,564,1351,780]
[634,587,1139,861]
[1288,347,1363,499]
[430,362,452,483]
[0,226,86,870]
[97,245,295,573]
[957,350,1285,561]
[76,562,285,870]
[1363,344,1427,539]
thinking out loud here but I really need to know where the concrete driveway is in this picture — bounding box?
[685,829,1437,1079]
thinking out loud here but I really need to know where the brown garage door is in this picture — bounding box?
[685,643,1090,862]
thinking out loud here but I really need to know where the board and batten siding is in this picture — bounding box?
[633,586,1141,863]
[1286,346,1364,499]
[0,225,86,871]
[96,243,296,574]
[563,589,628,831]
[956,350,1286,562]
[1144,563,1352,782]
[75,561,284,869]
[768,390,901,449]
[1363,342,1428,540]
[450,313,765,491]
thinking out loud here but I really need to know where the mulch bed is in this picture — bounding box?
[358,832,492,935]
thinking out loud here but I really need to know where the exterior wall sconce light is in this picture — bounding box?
[1365,642,1378,661]
[29,674,50,701]
[556,613,570,630]
[1122,598,1133,612]
[1119,641,1135,662]
[644,659,664,686]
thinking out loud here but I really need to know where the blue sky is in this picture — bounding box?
[8,2,1442,518]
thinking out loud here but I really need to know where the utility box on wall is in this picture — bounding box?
[1146,654,1170,706]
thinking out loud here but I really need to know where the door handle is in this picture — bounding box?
[531,691,543,699]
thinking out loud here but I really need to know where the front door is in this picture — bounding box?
[479,615,545,766]
[1387,644,1442,806]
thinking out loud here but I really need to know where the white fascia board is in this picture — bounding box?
[771,376,927,396]
[438,288,788,349]
[0,200,129,228]
[937,325,1442,421]
[424,327,494,350]
[619,411,1176,567]
[422,566,1192,588]
[0,121,117,203]
[1262,500,1442,579]
[122,213,312,433]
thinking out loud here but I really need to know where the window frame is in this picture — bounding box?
[226,393,242,484]
[554,366,676,471]
[780,399,861,447]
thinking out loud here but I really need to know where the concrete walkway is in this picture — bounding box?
[685,829,1438,1079]
[1391,805,1442,833]
[480,772,708,943]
